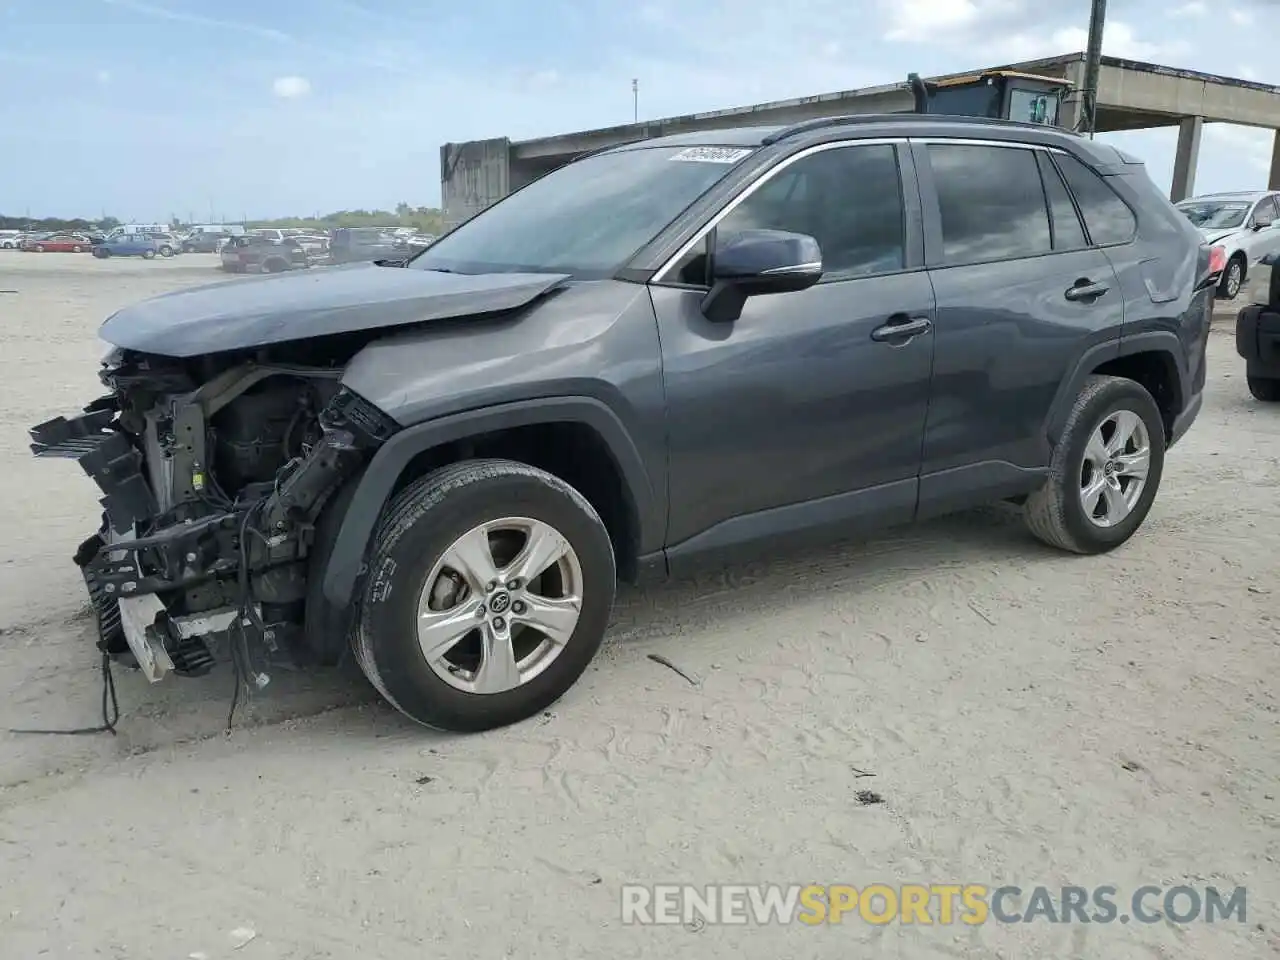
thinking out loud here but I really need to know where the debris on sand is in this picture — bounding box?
[647,653,700,687]
[968,600,998,626]
[855,790,884,806]
[229,927,257,950]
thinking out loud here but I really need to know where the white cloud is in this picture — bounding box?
[272,75,311,98]
[96,69,111,84]
[1203,124,1276,175]
[881,0,1021,43]
[1174,1,1208,14]
[878,0,1190,64]
[1047,21,1190,62]
[528,69,559,88]
[1228,8,1253,25]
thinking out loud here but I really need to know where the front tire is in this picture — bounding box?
[355,459,616,732]
[142,249,156,259]
[1248,375,1280,402]
[159,245,174,258]
[1218,255,1245,300]
[1024,375,1165,554]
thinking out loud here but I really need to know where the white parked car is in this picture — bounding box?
[1175,191,1280,299]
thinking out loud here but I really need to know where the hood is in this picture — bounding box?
[98,262,570,358]
[1197,227,1239,245]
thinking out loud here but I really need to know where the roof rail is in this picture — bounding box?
[761,112,1080,145]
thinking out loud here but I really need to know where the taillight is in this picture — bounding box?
[1208,245,1226,277]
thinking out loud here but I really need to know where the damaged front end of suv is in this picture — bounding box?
[25,255,576,702]
[26,253,597,732]
[31,338,399,685]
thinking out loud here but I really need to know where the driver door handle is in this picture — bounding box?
[871,314,933,343]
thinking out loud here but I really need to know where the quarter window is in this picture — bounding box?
[1036,152,1088,251]
[927,143,1052,266]
[711,143,907,282]
[1052,153,1136,245]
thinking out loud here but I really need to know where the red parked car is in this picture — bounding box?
[23,233,94,253]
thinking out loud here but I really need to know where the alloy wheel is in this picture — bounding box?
[1078,409,1151,528]
[416,517,583,695]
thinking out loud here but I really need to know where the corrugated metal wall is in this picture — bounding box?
[439,138,511,230]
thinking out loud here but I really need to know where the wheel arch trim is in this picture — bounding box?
[1045,332,1188,447]
[320,396,656,608]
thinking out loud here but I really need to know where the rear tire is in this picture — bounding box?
[1248,375,1280,402]
[34,244,44,252]
[142,249,156,259]
[159,245,173,258]
[94,247,110,258]
[354,458,616,732]
[1024,375,1165,554]
[72,245,82,253]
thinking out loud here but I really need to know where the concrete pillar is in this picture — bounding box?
[1169,116,1203,202]
[1269,129,1280,191]
[1059,57,1086,132]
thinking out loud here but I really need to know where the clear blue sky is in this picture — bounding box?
[0,0,1275,221]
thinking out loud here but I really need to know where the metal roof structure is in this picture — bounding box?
[441,52,1280,227]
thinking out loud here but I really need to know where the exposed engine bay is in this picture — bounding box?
[30,343,399,687]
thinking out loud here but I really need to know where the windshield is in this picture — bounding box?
[409,144,755,278]
[1177,200,1250,230]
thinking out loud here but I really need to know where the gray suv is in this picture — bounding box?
[30,115,1214,733]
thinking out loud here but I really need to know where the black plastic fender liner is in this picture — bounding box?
[319,396,658,609]
[302,469,364,666]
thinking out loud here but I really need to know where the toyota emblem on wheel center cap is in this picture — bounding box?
[489,591,511,614]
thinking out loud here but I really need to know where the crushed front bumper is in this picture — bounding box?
[30,402,237,681]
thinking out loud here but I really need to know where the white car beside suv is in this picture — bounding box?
[1176,190,1280,299]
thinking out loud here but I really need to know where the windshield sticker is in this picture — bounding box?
[669,146,753,164]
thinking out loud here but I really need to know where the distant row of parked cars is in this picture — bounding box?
[218,226,437,273]
[0,227,186,258]
[0,224,439,270]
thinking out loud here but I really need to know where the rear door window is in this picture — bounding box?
[926,143,1052,266]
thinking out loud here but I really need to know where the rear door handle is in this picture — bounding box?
[871,314,933,343]
[1064,278,1110,302]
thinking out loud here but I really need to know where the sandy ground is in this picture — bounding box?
[0,252,1276,959]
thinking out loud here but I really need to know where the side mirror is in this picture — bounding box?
[701,229,823,323]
